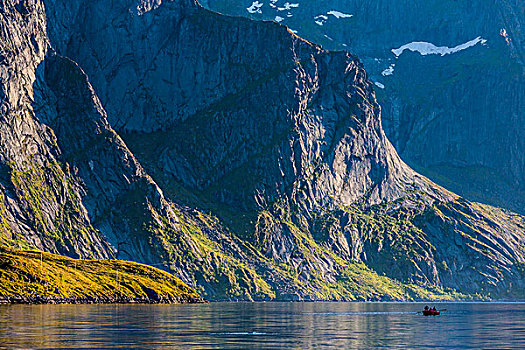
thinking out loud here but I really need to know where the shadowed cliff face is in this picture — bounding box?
[0,0,524,300]
[43,0,421,210]
[202,0,525,214]
[0,0,112,258]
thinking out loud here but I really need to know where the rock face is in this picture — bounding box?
[203,0,525,214]
[0,0,524,300]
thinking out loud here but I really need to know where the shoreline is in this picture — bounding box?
[0,295,207,305]
[4,297,524,305]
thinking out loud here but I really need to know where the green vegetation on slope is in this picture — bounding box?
[254,202,471,301]
[0,159,110,258]
[146,205,276,300]
[0,245,202,303]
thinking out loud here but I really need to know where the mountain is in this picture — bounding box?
[0,0,523,301]
[202,0,525,215]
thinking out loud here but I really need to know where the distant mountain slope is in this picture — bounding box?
[202,0,525,214]
[0,0,523,300]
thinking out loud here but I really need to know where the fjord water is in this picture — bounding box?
[0,302,523,349]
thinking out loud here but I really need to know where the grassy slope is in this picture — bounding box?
[255,204,471,301]
[0,160,110,258]
[0,245,202,303]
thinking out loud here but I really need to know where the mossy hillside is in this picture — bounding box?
[0,190,15,247]
[472,202,525,233]
[3,159,110,258]
[254,204,468,301]
[309,261,467,301]
[145,205,277,300]
[0,245,201,301]
[308,188,524,294]
[413,199,525,294]
[254,178,524,300]
[63,151,278,302]
[344,197,524,298]
[341,203,433,278]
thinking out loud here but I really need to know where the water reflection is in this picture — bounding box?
[0,302,523,349]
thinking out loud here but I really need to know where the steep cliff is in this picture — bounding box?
[1,0,282,300]
[0,0,524,300]
[203,0,525,214]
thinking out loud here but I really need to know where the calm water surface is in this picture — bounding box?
[0,302,524,349]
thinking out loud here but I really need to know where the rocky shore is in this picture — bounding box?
[0,295,206,305]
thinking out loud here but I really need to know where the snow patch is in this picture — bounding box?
[287,12,293,17]
[247,1,263,14]
[381,64,395,76]
[314,11,352,26]
[274,16,284,22]
[324,34,334,41]
[289,29,298,34]
[392,36,488,57]
[374,82,385,89]
[327,10,353,19]
[277,2,299,11]
[314,14,328,26]
[269,0,277,7]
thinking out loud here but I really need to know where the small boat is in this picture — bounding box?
[422,310,440,316]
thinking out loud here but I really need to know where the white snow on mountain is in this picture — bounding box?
[392,36,488,57]
[247,1,263,14]
[327,10,353,19]
[381,64,395,76]
[275,15,284,22]
[277,2,299,11]
[374,82,385,89]
[314,14,328,26]
[314,11,352,26]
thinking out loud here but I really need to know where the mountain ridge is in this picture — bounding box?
[202,0,525,214]
[0,0,523,301]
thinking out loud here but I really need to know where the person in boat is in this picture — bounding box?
[432,306,437,311]
[424,305,429,311]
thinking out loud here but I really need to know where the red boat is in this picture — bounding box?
[422,310,440,316]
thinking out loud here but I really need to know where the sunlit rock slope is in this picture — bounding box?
[0,0,523,300]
